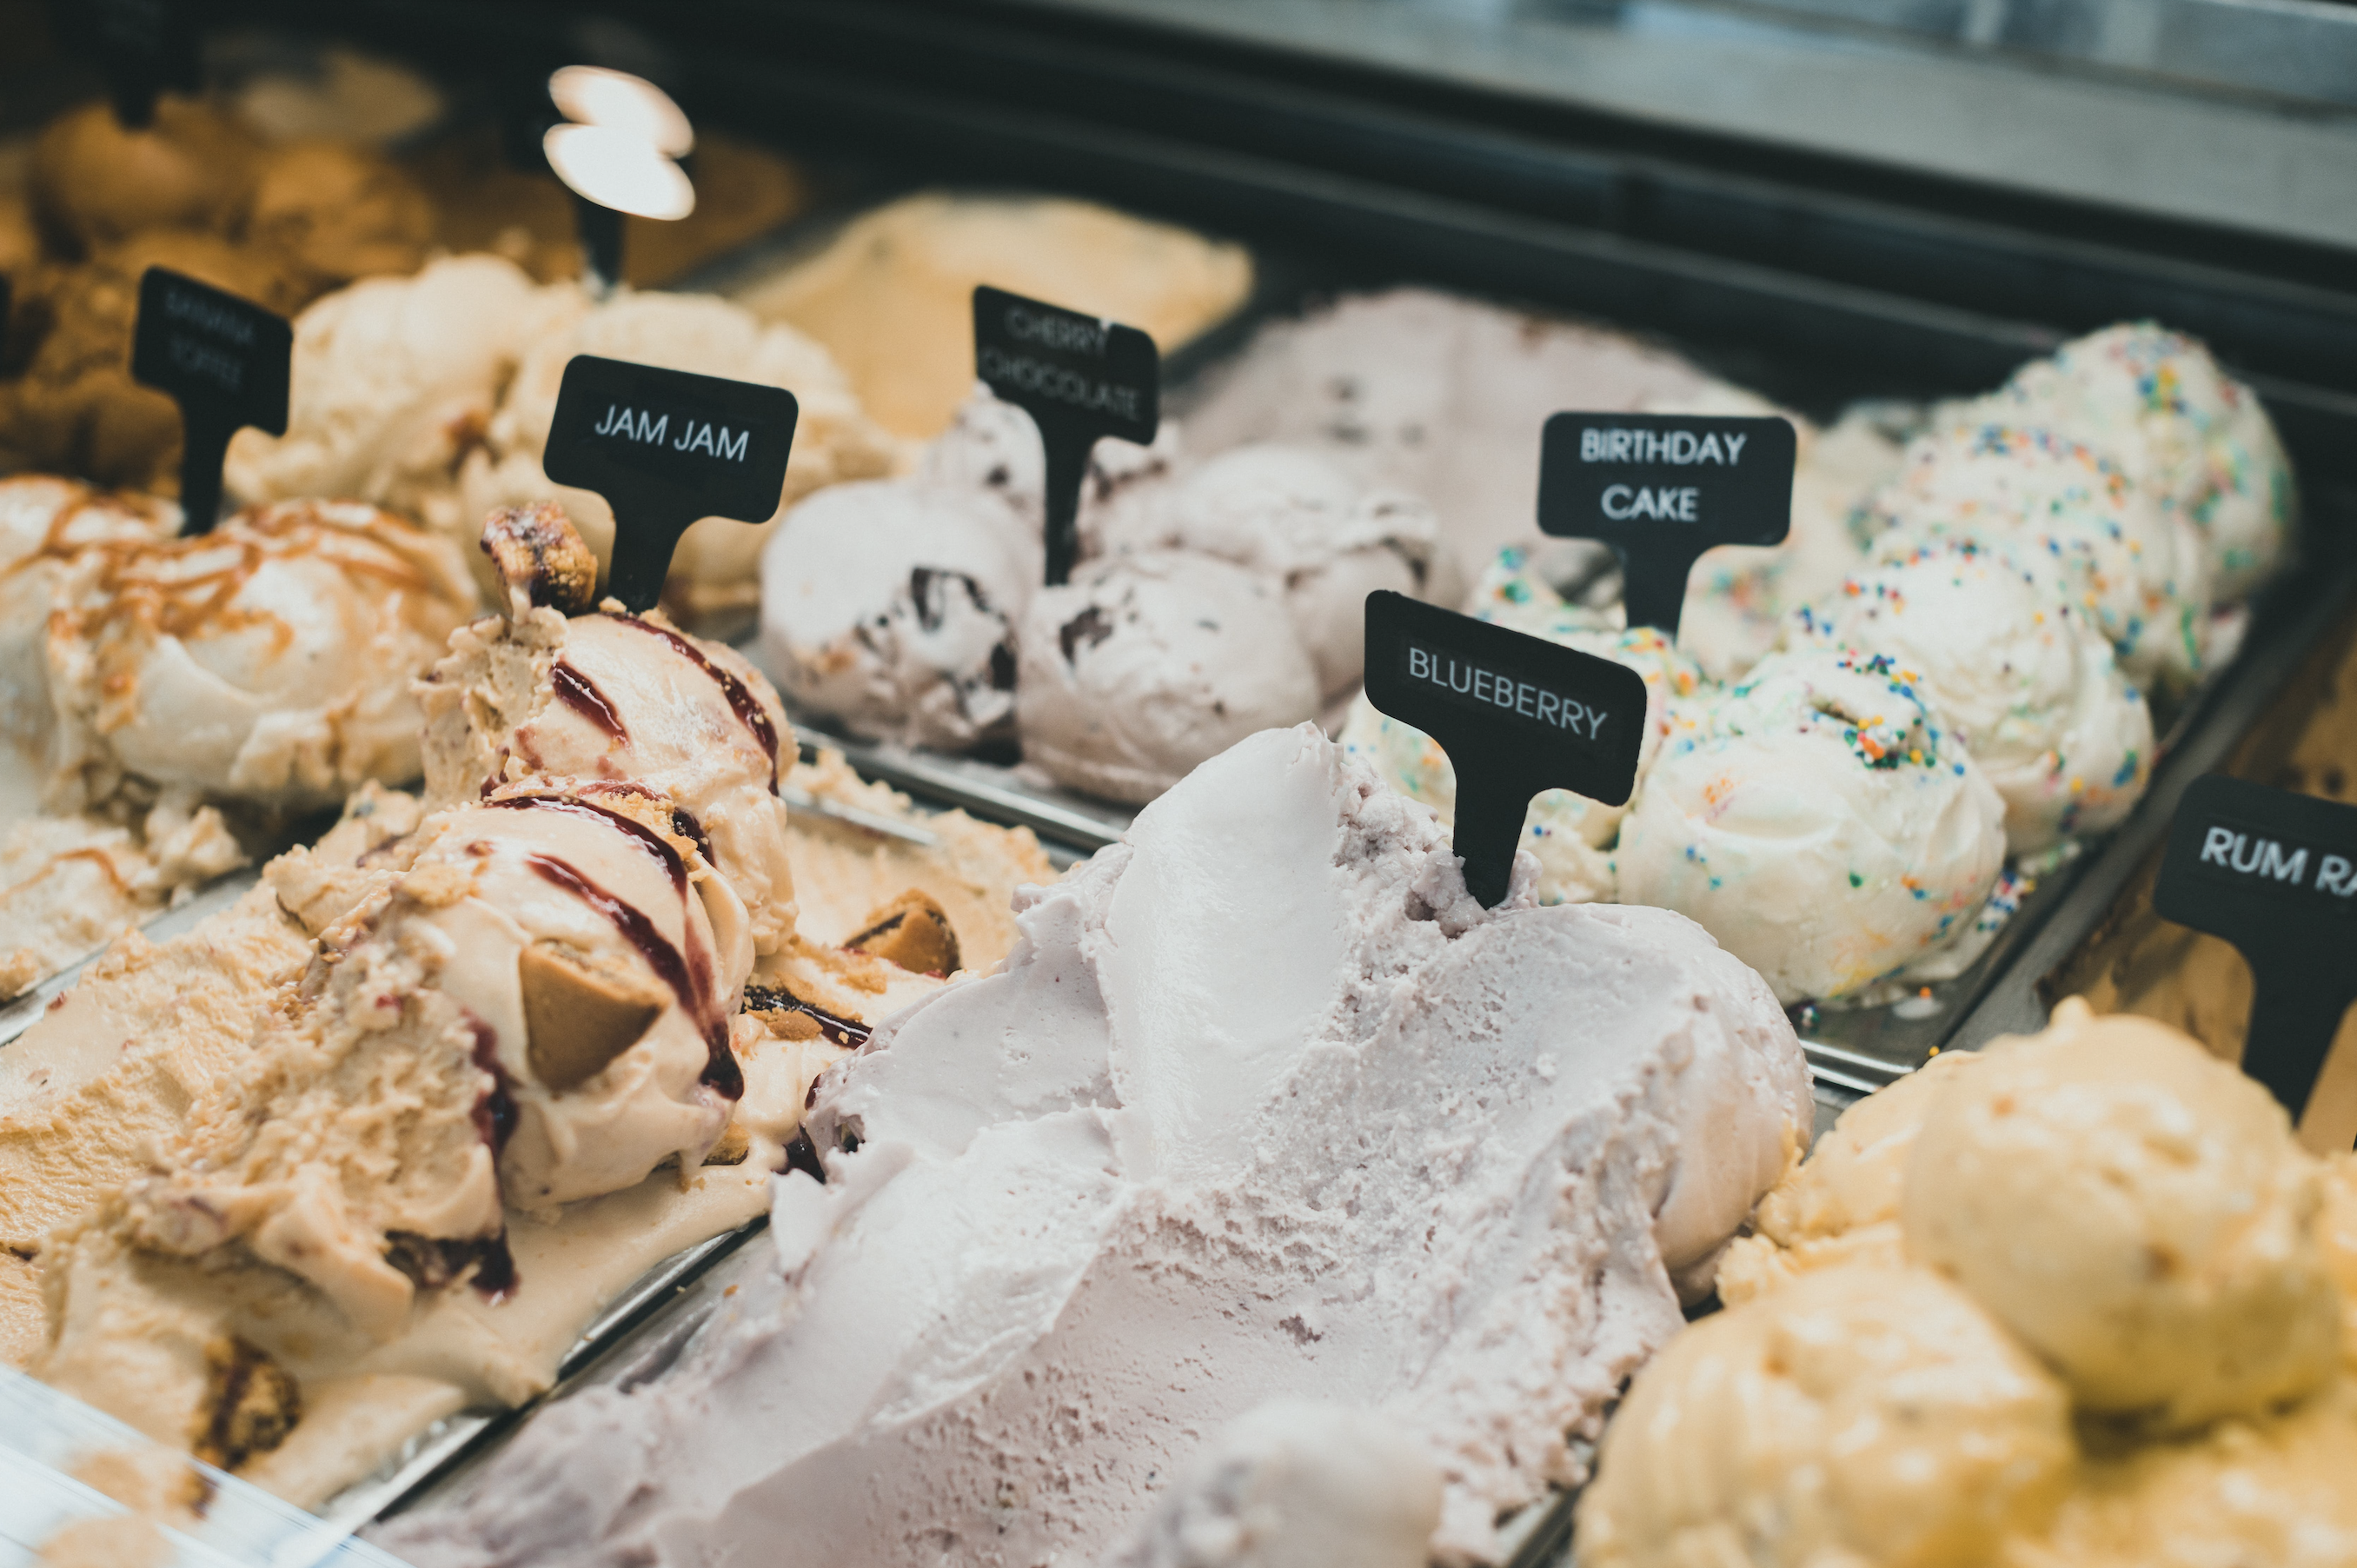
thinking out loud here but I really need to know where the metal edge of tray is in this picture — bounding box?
[0,867,264,1052]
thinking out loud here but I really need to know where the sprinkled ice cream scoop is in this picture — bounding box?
[1977,322,2294,602]
[1861,422,2213,691]
[1615,644,2008,1004]
[1339,547,1703,906]
[1788,539,2152,854]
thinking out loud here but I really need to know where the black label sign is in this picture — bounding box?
[544,355,797,612]
[60,0,199,127]
[973,285,1158,587]
[2155,775,2357,1125]
[129,268,291,535]
[1537,412,1796,634]
[1363,589,1646,908]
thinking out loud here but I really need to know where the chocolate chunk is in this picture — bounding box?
[191,1336,301,1473]
[847,890,961,976]
[519,944,665,1092]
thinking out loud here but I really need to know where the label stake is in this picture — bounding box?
[543,355,798,612]
[1537,412,1796,633]
[1362,590,1646,907]
[972,285,1159,586]
[2154,774,2357,1126]
[129,268,291,535]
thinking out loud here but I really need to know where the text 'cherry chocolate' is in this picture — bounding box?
[1537,412,1796,634]
[2155,774,2357,1131]
[129,267,291,535]
[544,355,798,613]
[1363,590,1646,909]
[972,285,1159,587]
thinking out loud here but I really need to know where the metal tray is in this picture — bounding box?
[18,1,2354,1552]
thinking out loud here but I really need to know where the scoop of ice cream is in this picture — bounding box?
[1573,1266,2075,1568]
[1676,407,1902,683]
[1615,644,2008,1003]
[1715,1046,1986,1306]
[1108,444,1442,701]
[1862,422,2213,690]
[460,289,902,621]
[7,230,302,493]
[740,191,1253,439]
[758,479,1039,751]
[1340,560,1706,906]
[105,781,751,1338]
[1016,552,1320,804]
[2015,1377,2357,1568]
[35,499,476,813]
[1095,1401,1442,1568]
[422,597,798,955]
[1903,999,2341,1431]
[30,98,260,253]
[918,383,1185,550]
[242,138,436,295]
[1982,322,2294,602]
[225,254,581,533]
[1789,539,2152,852]
[368,724,1810,1568]
[0,477,178,767]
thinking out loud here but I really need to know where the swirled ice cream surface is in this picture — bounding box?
[375,725,1809,1567]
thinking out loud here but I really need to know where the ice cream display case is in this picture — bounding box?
[4,1,2357,1565]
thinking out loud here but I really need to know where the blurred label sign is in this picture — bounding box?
[1537,412,1796,633]
[129,267,291,535]
[1362,589,1645,908]
[2156,774,2357,1126]
[546,355,797,612]
[973,285,1159,587]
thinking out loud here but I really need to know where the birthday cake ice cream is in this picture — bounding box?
[1788,538,2152,853]
[1615,645,2008,1004]
[371,724,1811,1568]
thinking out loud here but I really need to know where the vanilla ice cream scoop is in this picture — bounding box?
[423,595,797,956]
[1980,322,2294,601]
[1789,538,2153,852]
[37,499,477,814]
[1903,999,2342,1431]
[1863,422,2213,690]
[1615,644,2008,1003]
[1016,551,1321,803]
[461,289,900,621]
[1574,1266,2075,1568]
[1341,555,1706,906]
[758,479,1039,751]
[1105,445,1443,701]
[1677,407,1902,683]
[223,253,582,534]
